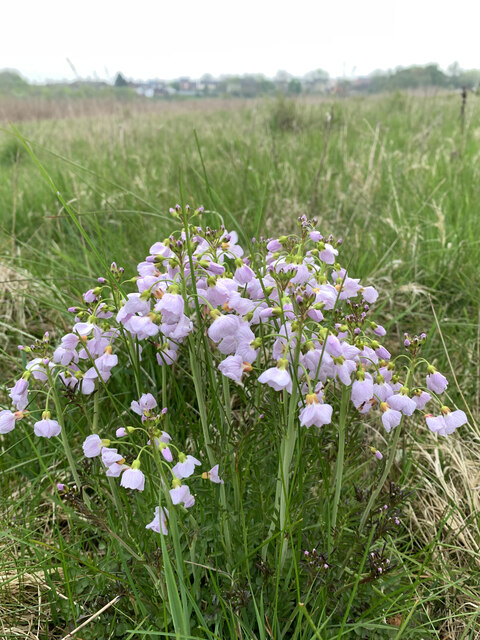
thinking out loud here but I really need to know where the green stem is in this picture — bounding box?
[277,322,304,567]
[358,421,403,532]
[151,443,190,637]
[331,386,349,530]
[358,359,415,532]
[48,371,81,488]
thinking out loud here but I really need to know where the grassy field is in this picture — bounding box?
[1,92,479,638]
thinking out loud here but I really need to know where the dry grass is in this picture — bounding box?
[0,96,261,124]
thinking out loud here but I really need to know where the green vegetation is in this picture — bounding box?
[0,92,479,639]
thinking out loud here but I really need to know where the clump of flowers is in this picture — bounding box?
[0,204,467,634]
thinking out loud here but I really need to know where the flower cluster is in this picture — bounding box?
[80,392,222,532]
[0,206,467,534]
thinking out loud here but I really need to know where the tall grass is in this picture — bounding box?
[0,92,479,638]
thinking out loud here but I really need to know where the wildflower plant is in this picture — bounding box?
[1,204,467,637]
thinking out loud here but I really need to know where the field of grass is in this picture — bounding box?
[0,91,479,639]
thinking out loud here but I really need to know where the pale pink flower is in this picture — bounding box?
[172,454,201,479]
[0,410,18,434]
[203,464,224,484]
[380,402,402,433]
[131,393,157,416]
[146,506,169,535]
[34,417,61,438]
[299,395,333,428]
[9,378,29,410]
[170,484,195,508]
[351,377,374,409]
[120,467,145,491]
[387,393,417,416]
[154,293,184,324]
[258,361,292,393]
[101,447,123,466]
[426,371,448,394]
[82,434,104,458]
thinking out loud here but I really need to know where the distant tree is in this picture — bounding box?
[288,78,302,95]
[459,69,480,89]
[0,70,29,93]
[114,72,128,87]
[447,61,461,78]
[304,69,329,83]
[275,70,293,83]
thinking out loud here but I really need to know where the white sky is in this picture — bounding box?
[2,0,479,82]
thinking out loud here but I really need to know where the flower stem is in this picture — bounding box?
[358,359,415,532]
[48,371,81,488]
[331,385,349,531]
[358,421,403,532]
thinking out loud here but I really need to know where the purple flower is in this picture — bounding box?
[154,293,184,324]
[318,243,338,264]
[373,382,394,402]
[426,408,467,436]
[387,393,417,416]
[172,454,201,479]
[126,315,159,340]
[267,238,282,252]
[361,286,378,303]
[131,393,157,417]
[0,410,18,434]
[443,409,467,433]
[299,395,333,428]
[9,378,29,411]
[101,447,123,466]
[380,403,402,433]
[116,293,151,324]
[170,484,195,508]
[412,391,431,410]
[116,427,127,437]
[426,371,448,394]
[146,506,169,535]
[106,462,127,477]
[34,413,61,438]
[160,445,173,462]
[351,377,374,409]
[80,368,98,395]
[258,360,292,393]
[120,465,145,491]
[208,314,241,343]
[207,262,225,275]
[53,333,80,366]
[218,355,252,384]
[73,321,96,337]
[372,324,386,337]
[83,289,98,303]
[82,434,106,458]
[26,357,50,381]
[219,230,243,258]
[94,354,118,378]
[203,464,224,484]
[332,357,357,386]
[160,314,193,341]
[234,263,255,284]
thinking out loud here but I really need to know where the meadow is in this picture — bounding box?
[0,91,479,639]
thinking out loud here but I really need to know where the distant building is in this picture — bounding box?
[177,77,197,95]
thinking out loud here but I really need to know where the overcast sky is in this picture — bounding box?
[2,0,478,82]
